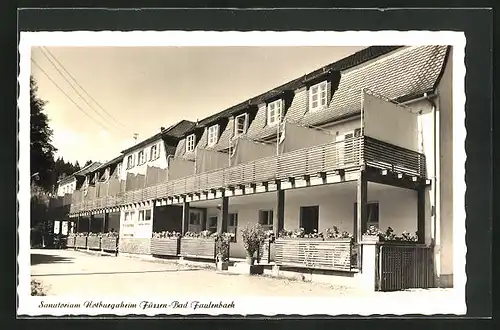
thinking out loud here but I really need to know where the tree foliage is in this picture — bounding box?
[30,76,57,191]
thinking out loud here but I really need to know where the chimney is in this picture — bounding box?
[160,127,165,131]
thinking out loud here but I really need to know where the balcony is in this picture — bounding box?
[69,135,426,214]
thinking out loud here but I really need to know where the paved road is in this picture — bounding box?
[31,249,364,297]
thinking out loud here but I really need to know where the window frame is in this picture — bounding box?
[258,210,274,227]
[186,134,196,152]
[267,99,283,126]
[228,213,238,227]
[354,201,380,232]
[189,210,202,226]
[207,124,219,146]
[126,155,135,169]
[309,81,328,112]
[138,150,145,165]
[234,113,248,136]
[150,144,158,161]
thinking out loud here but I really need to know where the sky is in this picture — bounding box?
[31,46,364,165]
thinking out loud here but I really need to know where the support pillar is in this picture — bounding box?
[76,216,80,233]
[274,186,285,236]
[217,196,229,234]
[417,186,426,244]
[181,201,190,235]
[88,215,93,233]
[356,171,368,272]
[103,213,108,233]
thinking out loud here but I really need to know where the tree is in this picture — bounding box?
[30,76,57,191]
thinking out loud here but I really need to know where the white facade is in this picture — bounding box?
[56,177,77,196]
[121,139,169,181]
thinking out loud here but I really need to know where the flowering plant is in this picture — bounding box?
[240,223,266,258]
[364,226,419,242]
[183,230,212,239]
[76,232,88,237]
[278,228,324,239]
[325,226,353,239]
[153,231,181,238]
[211,232,233,262]
[88,232,101,237]
[264,230,276,242]
[400,231,418,242]
[103,231,119,238]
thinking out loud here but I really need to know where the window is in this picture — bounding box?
[309,81,328,112]
[116,163,122,177]
[228,213,238,227]
[234,113,248,136]
[138,209,152,223]
[208,125,219,146]
[186,134,196,152]
[259,210,274,228]
[105,168,110,181]
[126,155,135,169]
[189,211,201,225]
[300,206,319,234]
[208,216,218,231]
[138,150,145,165]
[150,144,158,161]
[354,202,379,233]
[267,99,283,126]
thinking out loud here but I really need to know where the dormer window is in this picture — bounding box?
[126,155,135,169]
[234,113,248,136]
[309,81,328,112]
[207,125,219,146]
[150,144,158,161]
[267,99,283,126]
[186,134,196,152]
[138,150,145,165]
[116,163,122,177]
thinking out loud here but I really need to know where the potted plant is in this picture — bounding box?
[240,224,266,265]
[212,232,231,271]
[362,225,382,242]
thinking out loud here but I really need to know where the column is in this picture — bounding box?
[355,172,367,243]
[217,196,229,234]
[88,215,93,233]
[103,213,109,233]
[181,201,190,235]
[274,187,285,235]
[417,186,426,244]
[76,216,80,233]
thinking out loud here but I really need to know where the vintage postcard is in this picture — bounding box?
[18,30,466,316]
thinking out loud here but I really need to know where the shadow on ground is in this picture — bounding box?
[33,268,204,277]
[31,253,74,266]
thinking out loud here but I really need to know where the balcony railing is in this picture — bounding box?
[69,136,426,214]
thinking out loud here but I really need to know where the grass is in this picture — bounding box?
[31,278,47,296]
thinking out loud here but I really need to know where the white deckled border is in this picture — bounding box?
[18,30,467,316]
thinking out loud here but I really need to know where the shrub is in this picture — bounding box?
[31,279,46,296]
[240,224,266,258]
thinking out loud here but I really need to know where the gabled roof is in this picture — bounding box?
[184,46,403,135]
[73,162,103,177]
[245,45,449,139]
[120,120,196,154]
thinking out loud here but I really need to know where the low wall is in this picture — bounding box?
[119,237,151,254]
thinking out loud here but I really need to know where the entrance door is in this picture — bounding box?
[300,206,319,234]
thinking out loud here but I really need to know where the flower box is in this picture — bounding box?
[180,237,216,260]
[101,237,118,252]
[66,236,76,248]
[87,236,101,250]
[151,237,180,257]
[275,238,354,271]
[362,235,380,243]
[75,236,87,249]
